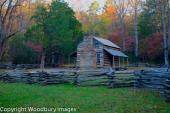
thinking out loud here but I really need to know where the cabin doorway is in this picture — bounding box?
[104,50,113,67]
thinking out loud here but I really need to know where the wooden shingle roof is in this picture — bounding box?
[94,36,120,49]
[104,48,128,58]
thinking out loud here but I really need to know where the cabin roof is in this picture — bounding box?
[94,37,120,49]
[104,48,128,58]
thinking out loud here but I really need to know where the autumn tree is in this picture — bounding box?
[140,32,164,63]
[9,34,40,64]
[107,30,134,52]
[129,0,142,61]
[158,0,169,66]
[101,0,117,35]
[168,0,170,60]
[113,0,129,51]
[88,1,100,35]
[25,6,48,70]
[75,11,89,33]
[0,0,28,61]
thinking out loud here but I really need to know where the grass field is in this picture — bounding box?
[0,69,5,73]
[0,82,170,113]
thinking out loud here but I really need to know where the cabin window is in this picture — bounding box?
[96,53,100,65]
[94,40,100,48]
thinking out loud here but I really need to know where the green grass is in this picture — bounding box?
[0,69,5,73]
[0,82,170,113]
[128,66,147,70]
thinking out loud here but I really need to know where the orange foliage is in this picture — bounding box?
[26,41,43,53]
[107,29,134,52]
[140,32,164,59]
[102,5,117,21]
[75,3,117,36]
[75,11,91,33]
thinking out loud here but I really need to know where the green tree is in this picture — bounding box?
[138,0,161,38]
[25,0,83,69]
[9,34,39,64]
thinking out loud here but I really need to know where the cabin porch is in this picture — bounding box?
[104,49,128,68]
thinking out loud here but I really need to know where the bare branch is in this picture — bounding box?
[0,0,8,15]
[6,30,19,39]
[2,0,13,24]
[2,0,21,24]
[112,0,129,51]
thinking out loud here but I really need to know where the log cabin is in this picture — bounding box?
[76,35,128,69]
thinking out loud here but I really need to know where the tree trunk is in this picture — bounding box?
[120,18,126,52]
[0,36,6,61]
[68,55,70,65]
[51,54,55,64]
[51,54,55,67]
[40,51,45,71]
[168,0,170,68]
[0,17,3,61]
[0,44,3,61]
[168,0,170,52]
[162,2,169,66]
[134,7,139,60]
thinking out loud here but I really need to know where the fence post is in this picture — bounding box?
[73,72,79,85]
[108,74,115,88]
[138,75,143,88]
[165,77,170,102]
[134,71,143,88]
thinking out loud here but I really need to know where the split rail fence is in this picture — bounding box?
[0,69,169,102]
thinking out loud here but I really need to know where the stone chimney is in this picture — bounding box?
[83,35,93,46]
